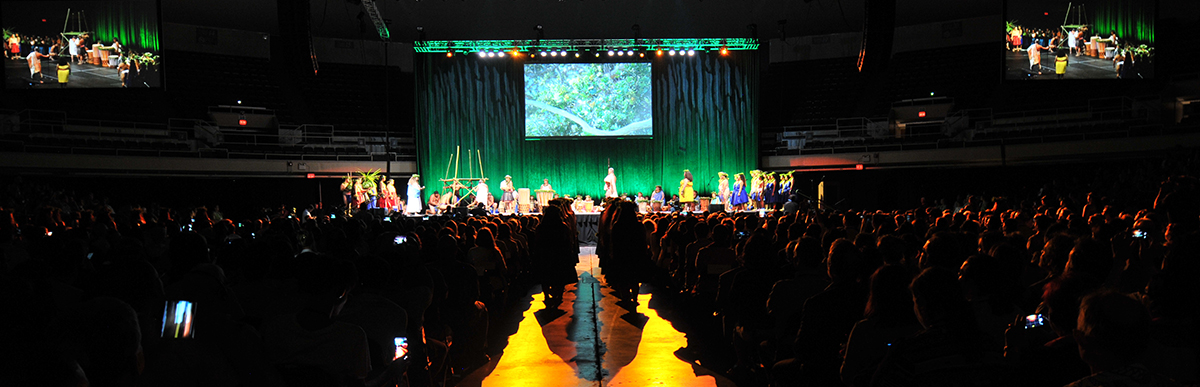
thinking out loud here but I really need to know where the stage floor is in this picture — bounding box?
[1004,50,1129,80]
[458,246,736,387]
[5,56,123,88]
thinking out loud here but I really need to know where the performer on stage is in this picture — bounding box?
[749,170,763,210]
[731,173,749,212]
[406,175,424,214]
[353,178,366,210]
[541,178,553,191]
[679,170,695,211]
[1055,49,1069,79]
[376,176,389,210]
[650,186,665,212]
[341,174,354,208]
[500,175,516,214]
[386,178,400,212]
[1068,29,1080,57]
[604,168,618,199]
[717,172,731,209]
[26,50,53,84]
[68,35,82,65]
[427,191,441,215]
[779,171,793,204]
[1027,40,1049,74]
[475,178,490,208]
[763,172,777,210]
[8,33,20,60]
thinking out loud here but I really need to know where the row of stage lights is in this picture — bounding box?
[454,47,728,58]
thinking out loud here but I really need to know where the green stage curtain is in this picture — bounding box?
[415,52,759,203]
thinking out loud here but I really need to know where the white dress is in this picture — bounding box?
[406,182,422,213]
[604,174,617,198]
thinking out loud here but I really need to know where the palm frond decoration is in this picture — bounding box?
[358,168,382,189]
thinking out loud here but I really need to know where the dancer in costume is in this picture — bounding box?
[604,168,618,199]
[427,191,441,215]
[763,173,777,210]
[717,172,731,210]
[406,175,424,214]
[749,170,763,210]
[679,170,696,212]
[651,186,665,212]
[376,176,389,210]
[731,173,749,211]
[385,178,399,212]
[500,175,516,214]
[352,178,365,210]
[779,172,793,204]
[475,178,490,208]
[1027,40,1049,74]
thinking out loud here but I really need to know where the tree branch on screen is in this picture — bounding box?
[525,99,651,136]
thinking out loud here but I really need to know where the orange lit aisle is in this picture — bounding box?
[458,247,736,387]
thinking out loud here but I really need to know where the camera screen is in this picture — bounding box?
[394,235,406,245]
[394,337,408,360]
[161,300,195,338]
[1024,314,1045,329]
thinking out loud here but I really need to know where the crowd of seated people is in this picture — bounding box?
[0,177,589,387]
[2,152,1199,387]
[587,158,1198,387]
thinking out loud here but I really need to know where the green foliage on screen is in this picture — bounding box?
[524,63,652,137]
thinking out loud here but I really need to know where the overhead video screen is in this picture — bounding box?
[524,62,653,138]
[1005,0,1154,80]
[3,0,162,89]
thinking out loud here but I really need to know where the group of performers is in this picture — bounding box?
[1008,24,1137,79]
[8,30,142,86]
[610,168,797,213]
[340,172,426,215]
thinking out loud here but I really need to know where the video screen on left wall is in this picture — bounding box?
[3,0,161,89]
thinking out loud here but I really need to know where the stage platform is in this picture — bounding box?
[1005,50,1135,80]
[5,56,123,88]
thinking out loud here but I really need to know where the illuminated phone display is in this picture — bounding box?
[162,300,195,338]
[394,337,409,360]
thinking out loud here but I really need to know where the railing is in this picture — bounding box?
[762,96,1175,156]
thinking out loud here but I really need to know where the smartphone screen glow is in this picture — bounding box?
[162,300,195,338]
[394,337,408,360]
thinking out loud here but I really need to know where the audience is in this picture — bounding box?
[2,153,1199,387]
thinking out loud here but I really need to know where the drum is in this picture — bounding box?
[536,189,555,210]
[517,188,531,213]
[651,200,663,212]
[698,197,712,210]
[1088,37,1098,57]
[637,201,649,213]
[90,44,102,65]
[108,55,120,67]
[584,201,594,213]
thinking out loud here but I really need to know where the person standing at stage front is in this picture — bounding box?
[1027,40,1048,74]
[405,174,424,215]
[26,50,53,84]
[679,170,696,212]
[500,175,516,214]
[604,168,618,199]
[731,173,749,212]
[56,58,70,88]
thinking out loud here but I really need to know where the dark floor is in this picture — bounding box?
[1004,49,1139,80]
[457,246,736,387]
[6,56,123,88]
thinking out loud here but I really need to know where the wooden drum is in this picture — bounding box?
[650,200,663,212]
[517,188,531,213]
[637,200,649,213]
[698,197,712,210]
[536,189,555,210]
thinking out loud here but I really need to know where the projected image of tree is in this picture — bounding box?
[525,63,652,137]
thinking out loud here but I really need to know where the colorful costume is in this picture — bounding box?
[406,178,422,214]
[731,180,749,206]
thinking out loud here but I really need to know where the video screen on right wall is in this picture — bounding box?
[1005,0,1154,80]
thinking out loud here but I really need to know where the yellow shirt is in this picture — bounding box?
[680,179,695,202]
[57,64,70,83]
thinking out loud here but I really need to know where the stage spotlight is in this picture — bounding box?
[656,49,663,56]
[550,51,558,56]
[608,50,615,56]
[446,52,452,57]
[720,46,728,55]
[575,53,580,58]
[559,50,566,56]
[540,51,547,56]
[639,52,644,58]
[669,49,676,56]
[490,52,498,57]
[626,50,634,56]
[498,51,505,57]
[687,49,695,56]
[595,52,600,57]
[617,51,624,56]
[478,51,486,56]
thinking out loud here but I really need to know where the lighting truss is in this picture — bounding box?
[360,0,390,40]
[413,38,758,54]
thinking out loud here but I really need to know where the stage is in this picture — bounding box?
[5,56,124,88]
[1004,50,1142,80]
